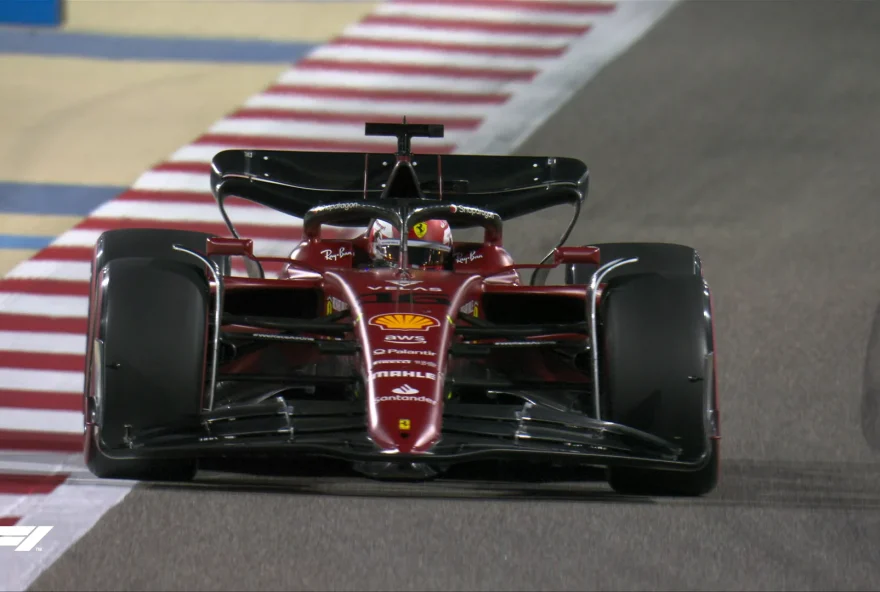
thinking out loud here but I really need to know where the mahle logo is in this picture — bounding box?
[371,370,437,381]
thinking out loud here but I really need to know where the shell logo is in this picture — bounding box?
[369,313,440,331]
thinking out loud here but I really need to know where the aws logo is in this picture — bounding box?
[369,313,439,332]
[385,334,427,344]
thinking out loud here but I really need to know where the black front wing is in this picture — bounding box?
[95,396,714,474]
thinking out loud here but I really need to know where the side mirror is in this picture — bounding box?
[553,246,600,265]
[206,237,254,258]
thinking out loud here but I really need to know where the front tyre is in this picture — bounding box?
[601,273,720,496]
[566,242,702,285]
[84,258,208,481]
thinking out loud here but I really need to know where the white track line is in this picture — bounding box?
[50,230,300,258]
[4,262,90,282]
[130,171,211,193]
[0,409,83,435]
[170,142,456,164]
[48,231,102,248]
[244,93,497,118]
[1,495,52,522]
[339,24,577,48]
[0,332,86,355]
[306,45,550,70]
[90,200,300,226]
[373,2,603,25]
[166,145,245,164]
[0,370,83,395]
[0,453,82,476]
[273,68,530,94]
[0,294,88,318]
[208,118,471,143]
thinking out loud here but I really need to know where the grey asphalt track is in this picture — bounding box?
[30,1,880,590]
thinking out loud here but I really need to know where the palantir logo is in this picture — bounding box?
[0,525,53,552]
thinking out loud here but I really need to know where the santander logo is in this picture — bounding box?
[375,394,436,405]
[392,384,419,395]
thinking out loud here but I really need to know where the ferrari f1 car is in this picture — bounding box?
[82,122,720,496]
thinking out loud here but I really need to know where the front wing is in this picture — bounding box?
[94,386,715,474]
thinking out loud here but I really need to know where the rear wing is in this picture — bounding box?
[209,149,589,227]
[209,121,592,287]
[365,121,444,156]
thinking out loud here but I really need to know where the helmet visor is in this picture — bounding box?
[375,239,450,268]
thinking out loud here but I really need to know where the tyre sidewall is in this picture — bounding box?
[83,228,224,423]
[600,273,713,462]
[566,242,702,285]
[85,257,208,479]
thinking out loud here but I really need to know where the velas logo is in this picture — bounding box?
[369,313,439,331]
[366,279,444,292]
[386,279,422,288]
[367,285,443,292]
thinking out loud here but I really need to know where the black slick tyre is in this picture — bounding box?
[600,273,719,496]
[83,229,217,481]
[565,242,702,285]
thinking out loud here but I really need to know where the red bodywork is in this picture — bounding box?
[210,228,596,456]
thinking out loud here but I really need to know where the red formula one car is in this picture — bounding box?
[82,122,720,496]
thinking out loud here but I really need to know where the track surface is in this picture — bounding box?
[30,2,880,590]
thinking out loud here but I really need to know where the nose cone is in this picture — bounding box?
[344,269,471,456]
[369,369,442,454]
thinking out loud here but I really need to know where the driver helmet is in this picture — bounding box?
[368,219,453,269]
